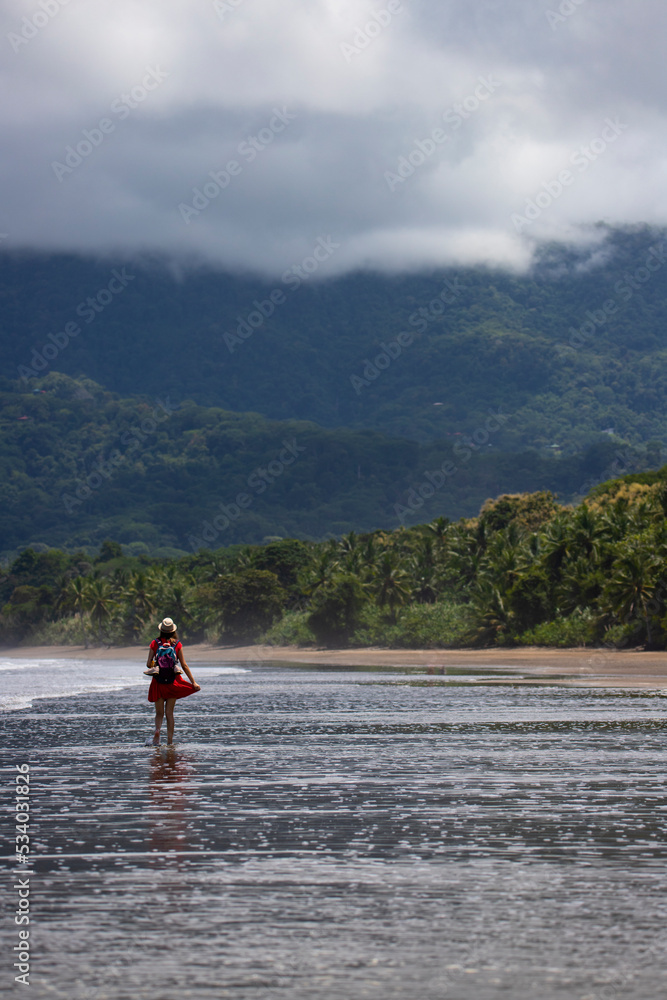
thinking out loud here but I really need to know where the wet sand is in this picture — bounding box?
[4,642,667,690]
[6,668,667,999]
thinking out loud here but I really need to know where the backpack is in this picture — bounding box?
[154,639,178,683]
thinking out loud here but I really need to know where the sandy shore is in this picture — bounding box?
[3,642,667,690]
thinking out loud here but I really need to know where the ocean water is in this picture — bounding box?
[2,657,667,999]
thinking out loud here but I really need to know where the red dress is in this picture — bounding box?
[147,639,199,703]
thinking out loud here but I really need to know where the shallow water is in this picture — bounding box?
[3,659,667,998]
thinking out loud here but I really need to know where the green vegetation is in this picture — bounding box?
[4,225,667,650]
[5,476,667,651]
[0,372,658,559]
[3,224,667,452]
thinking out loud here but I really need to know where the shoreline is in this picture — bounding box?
[2,643,667,690]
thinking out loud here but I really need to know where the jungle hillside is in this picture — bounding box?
[4,476,667,651]
[4,223,667,558]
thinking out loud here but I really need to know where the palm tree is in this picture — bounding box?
[409,537,438,604]
[53,574,73,618]
[231,547,256,572]
[370,550,412,622]
[300,548,338,599]
[540,513,574,578]
[466,578,514,646]
[125,570,159,636]
[360,533,382,569]
[83,577,117,644]
[62,575,89,646]
[602,542,660,645]
[474,522,529,601]
[158,566,197,632]
[336,532,363,574]
[338,531,358,556]
[568,506,606,561]
[446,525,484,594]
[426,516,450,542]
[557,555,604,617]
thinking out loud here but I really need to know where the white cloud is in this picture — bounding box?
[2,0,666,275]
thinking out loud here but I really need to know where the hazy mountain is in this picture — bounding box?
[3,224,667,452]
[2,224,666,555]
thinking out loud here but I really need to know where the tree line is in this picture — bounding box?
[3,473,667,651]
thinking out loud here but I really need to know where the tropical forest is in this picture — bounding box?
[3,472,667,650]
[3,224,667,650]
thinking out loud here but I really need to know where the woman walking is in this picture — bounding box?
[145,617,200,745]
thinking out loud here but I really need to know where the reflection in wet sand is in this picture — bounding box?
[147,749,194,866]
[3,664,667,999]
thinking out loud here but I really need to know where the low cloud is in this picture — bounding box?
[2,0,666,276]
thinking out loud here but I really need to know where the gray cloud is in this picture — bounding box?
[2,0,665,275]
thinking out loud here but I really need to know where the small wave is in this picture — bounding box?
[205,667,250,674]
[0,658,68,672]
[0,676,147,713]
[0,662,250,712]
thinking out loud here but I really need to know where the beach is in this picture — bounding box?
[4,652,667,999]
[4,642,667,689]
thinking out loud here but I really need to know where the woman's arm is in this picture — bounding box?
[177,647,200,689]
[147,642,156,668]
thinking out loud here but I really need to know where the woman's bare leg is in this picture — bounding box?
[165,698,176,744]
[154,698,164,743]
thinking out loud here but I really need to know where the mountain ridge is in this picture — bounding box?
[3,224,667,450]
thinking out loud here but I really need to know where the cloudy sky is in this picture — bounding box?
[2,0,666,276]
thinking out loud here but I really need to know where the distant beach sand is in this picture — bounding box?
[3,643,667,691]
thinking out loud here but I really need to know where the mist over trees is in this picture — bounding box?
[4,225,667,650]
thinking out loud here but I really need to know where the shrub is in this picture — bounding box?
[307,574,369,647]
[516,608,595,647]
[212,569,286,642]
[352,601,470,648]
[262,610,316,646]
